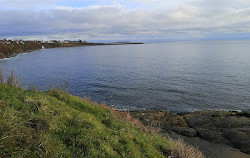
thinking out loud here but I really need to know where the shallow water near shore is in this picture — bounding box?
[0,40,250,112]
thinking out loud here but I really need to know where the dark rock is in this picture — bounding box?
[164,115,188,127]
[223,129,250,154]
[196,128,225,143]
[176,112,191,116]
[215,116,250,128]
[185,113,214,128]
[236,112,250,118]
[171,127,197,137]
[130,110,250,154]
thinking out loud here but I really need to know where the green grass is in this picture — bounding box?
[0,83,172,158]
[0,41,105,59]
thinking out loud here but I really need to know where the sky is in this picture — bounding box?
[1,0,250,42]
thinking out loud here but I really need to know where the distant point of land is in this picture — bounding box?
[0,39,143,59]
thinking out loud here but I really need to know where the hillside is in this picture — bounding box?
[0,40,105,59]
[0,40,143,59]
[0,82,203,158]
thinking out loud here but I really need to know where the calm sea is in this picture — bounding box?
[1,40,250,112]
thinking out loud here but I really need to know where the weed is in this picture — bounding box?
[0,69,3,84]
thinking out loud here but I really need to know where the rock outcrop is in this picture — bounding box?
[130,111,250,154]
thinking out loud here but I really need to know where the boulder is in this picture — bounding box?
[215,116,250,128]
[223,129,250,154]
[171,127,197,137]
[196,128,225,143]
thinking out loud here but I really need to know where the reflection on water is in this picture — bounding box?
[0,40,250,112]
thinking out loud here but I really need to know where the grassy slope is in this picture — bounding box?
[0,84,171,158]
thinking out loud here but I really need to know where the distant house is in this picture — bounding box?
[19,40,25,44]
[48,40,56,43]
[49,40,59,43]
[78,40,87,43]
[64,40,70,43]
[5,39,14,44]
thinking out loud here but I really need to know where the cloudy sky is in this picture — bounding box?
[1,0,250,41]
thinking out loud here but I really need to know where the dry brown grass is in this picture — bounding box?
[168,139,205,158]
[0,70,24,88]
[96,102,205,158]
[0,69,3,84]
[82,97,161,135]
[109,108,205,158]
[99,104,161,134]
[6,71,20,86]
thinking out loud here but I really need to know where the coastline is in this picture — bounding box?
[165,130,250,158]
[1,41,249,157]
[130,110,250,156]
[0,83,204,158]
[0,70,249,157]
[0,41,143,60]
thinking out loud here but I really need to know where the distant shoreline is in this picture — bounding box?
[0,40,143,59]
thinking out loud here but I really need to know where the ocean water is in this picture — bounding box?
[0,40,250,112]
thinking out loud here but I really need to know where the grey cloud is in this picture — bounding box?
[0,0,54,8]
[192,0,250,8]
[1,4,250,41]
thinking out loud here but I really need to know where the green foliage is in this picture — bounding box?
[0,84,171,158]
[0,41,103,58]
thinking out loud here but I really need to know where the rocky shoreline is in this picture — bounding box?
[0,40,143,59]
[130,111,250,155]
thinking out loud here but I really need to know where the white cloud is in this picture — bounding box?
[1,0,250,41]
[0,0,55,9]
